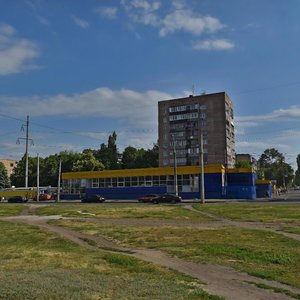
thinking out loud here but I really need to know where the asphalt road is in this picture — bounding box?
[1,190,300,205]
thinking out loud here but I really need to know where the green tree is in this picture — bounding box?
[295,154,300,186]
[235,160,252,168]
[0,162,9,188]
[95,131,120,169]
[40,151,81,186]
[73,151,104,171]
[258,148,294,186]
[121,146,141,169]
[121,144,158,169]
[10,155,38,187]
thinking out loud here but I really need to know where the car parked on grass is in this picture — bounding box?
[151,194,182,204]
[138,194,160,203]
[7,196,28,203]
[81,195,105,203]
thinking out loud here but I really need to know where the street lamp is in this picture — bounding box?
[199,131,205,204]
[171,134,178,196]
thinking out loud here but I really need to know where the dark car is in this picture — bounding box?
[152,194,182,204]
[138,194,160,203]
[7,196,28,203]
[81,194,105,203]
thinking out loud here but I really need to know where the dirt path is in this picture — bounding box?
[2,209,300,300]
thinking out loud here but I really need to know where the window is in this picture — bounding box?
[132,177,138,186]
[92,178,99,188]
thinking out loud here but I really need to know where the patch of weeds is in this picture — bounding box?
[194,203,300,224]
[281,227,300,234]
[0,204,24,216]
[246,281,300,300]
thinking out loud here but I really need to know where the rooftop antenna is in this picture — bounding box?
[192,84,195,96]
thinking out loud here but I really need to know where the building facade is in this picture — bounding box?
[0,159,17,177]
[158,92,235,168]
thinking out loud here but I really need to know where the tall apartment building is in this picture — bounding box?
[158,92,235,168]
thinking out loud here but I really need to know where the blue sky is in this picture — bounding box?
[0,0,300,169]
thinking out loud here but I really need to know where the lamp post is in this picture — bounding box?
[171,134,178,196]
[200,131,205,204]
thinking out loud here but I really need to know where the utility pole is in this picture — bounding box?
[171,134,178,196]
[17,115,33,188]
[200,132,205,204]
[25,116,29,188]
[37,153,40,202]
[56,159,62,203]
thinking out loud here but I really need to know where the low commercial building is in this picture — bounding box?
[62,165,261,200]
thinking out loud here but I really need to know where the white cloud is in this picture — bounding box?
[0,87,172,157]
[193,39,234,51]
[37,15,50,26]
[121,0,161,26]
[71,16,89,29]
[0,87,172,127]
[236,105,300,123]
[0,24,40,75]
[95,6,118,19]
[160,11,224,37]
[120,0,225,38]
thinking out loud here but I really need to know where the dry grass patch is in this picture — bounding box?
[0,220,222,300]
[36,203,212,220]
[52,218,300,288]
[194,203,300,224]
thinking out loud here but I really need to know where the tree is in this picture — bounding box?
[121,144,159,169]
[235,160,252,168]
[10,155,37,187]
[258,148,294,186]
[295,154,300,186]
[258,148,284,168]
[0,162,9,188]
[73,151,104,171]
[95,131,120,169]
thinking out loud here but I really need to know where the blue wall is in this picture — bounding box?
[200,173,224,199]
[256,184,272,198]
[226,172,257,199]
[86,186,167,200]
[62,171,259,200]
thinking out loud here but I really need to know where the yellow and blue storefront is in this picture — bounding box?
[62,164,268,200]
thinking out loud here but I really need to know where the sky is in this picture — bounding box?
[0,0,300,170]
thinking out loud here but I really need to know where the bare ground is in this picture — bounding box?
[1,204,300,300]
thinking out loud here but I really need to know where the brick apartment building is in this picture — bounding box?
[158,92,235,168]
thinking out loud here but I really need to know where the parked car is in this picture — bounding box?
[39,193,52,201]
[7,196,28,203]
[138,194,160,203]
[81,195,105,203]
[152,194,182,204]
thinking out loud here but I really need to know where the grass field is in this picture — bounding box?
[1,202,300,298]
[0,219,222,300]
[36,203,212,220]
[193,203,300,224]
[0,204,24,216]
[51,218,300,288]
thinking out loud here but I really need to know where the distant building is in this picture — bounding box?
[158,92,235,168]
[235,154,257,169]
[0,159,17,177]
